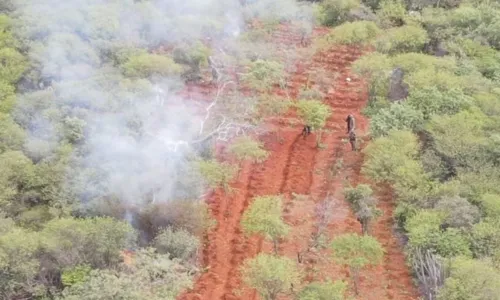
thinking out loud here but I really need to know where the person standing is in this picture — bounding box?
[349,130,357,151]
[346,114,355,133]
[302,125,311,139]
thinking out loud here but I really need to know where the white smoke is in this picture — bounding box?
[11,0,313,215]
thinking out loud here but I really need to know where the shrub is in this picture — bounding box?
[0,227,41,298]
[478,193,500,218]
[352,52,392,99]
[370,102,424,137]
[0,113,27,153]
[241,253,301,300]
[406,87,472,119]
[375,25,429,54]
[390,53,457,74]
[0,48,28,83]
[41,217,137,268]
[196,159,239,193]
[241,59,285,91]
[425,110,488,168]
[61,265,92,288]
[470,219,500,258]
[255,95,291,120]
[295,99,331,145]
[121,53,183,78]
[241,195,289,254]
[434,196,480,229]
[405,210,472,257]
[139,200,213,237]
[59,248,194,300]
[298,279,348,300]
[437,257,500,300]
[330,233,384,295]
[228,136,269,163]
[320,21,380,46]
[344,184,381,234]
[153,227,200,261]
[318,0,361,26]
[376,0,407,28]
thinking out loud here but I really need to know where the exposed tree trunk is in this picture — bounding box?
[316,129,323,147]
[351,266,360,295]
[273,239,279,255]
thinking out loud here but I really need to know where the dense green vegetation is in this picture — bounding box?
[319,0,500,298]
[0,0,314,298]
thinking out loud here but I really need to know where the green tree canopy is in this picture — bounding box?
[41,217,137,269]
[228,136,269,163]
[330,233,384,295]
[58,248,194,300]
[196,159,239,193]
[241,253,301,300]
[121,53,183,78]
[152,227,200,261]
[437,257,500,300]
[297,279,348,300]
[241,195,290,254]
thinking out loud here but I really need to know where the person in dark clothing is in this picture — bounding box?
[346,114,355,133]
[302,125,311,138]
[349,130,357,151]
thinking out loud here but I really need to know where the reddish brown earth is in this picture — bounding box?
[179,24,419,300]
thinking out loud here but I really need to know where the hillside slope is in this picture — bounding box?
[180,24,419,300]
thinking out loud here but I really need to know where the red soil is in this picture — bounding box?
[179,24,419,300]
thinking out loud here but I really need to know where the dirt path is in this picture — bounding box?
[179,24,419,300]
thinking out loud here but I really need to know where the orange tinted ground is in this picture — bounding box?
[179,24,419,300]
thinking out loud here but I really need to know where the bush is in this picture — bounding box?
[295,99,331,146]
[241,253,301,300]
[318,0,361,26]
[0,227,41,298]
[375,25,429,54]
[376,0,407,28]
[437,257,500,300]
[172,41,211,69]
[370,102,424,137]
[425,110,488,168]
[139,200,213,237]
[352,52,392,99]
[241,59,285,91]
[330,233,384,295]
[298,279,348,300]
[295,100,331,130]
[405,210,472,257]
[0,48,28,84]
[470,219,500,258]
[478,193,500,218]
[41,217,137,269]
[227,136,269,163]
[434,196,480,229]
[0,113,27,153]
[59,248,194,300]
[320,21,381,46]
[61,265,92,288]
[390,53,457,74]
[241,195,289,254]
[362,130,422,183]
[255,95,291,120]
[153,227,200,261]
[197,159,239,193]
[406,87,472,119]
[344,184,381,234]
[121,53,183,78]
